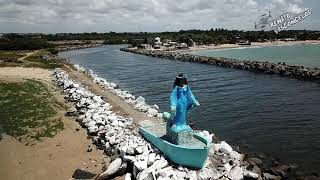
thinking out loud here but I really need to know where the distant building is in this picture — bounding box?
[155,37,161,43]
[281,38,296,41]
[163,43,172,47]
[162,39,172,43]
[238,40,251,45]
[169,41,178,46]
[154,37,162,49]
[0,33,3,38]
[138,44,152,49]
[177,43,188,49]
[154,44,161,49]
[31,35,42,39]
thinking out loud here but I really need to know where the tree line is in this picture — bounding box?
[0,38,54,51]
[1,29,319,50]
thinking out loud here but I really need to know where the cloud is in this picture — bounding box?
[0,0,316,33]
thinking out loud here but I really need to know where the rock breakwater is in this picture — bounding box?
[120,48,320,82]
[57,43,104,52]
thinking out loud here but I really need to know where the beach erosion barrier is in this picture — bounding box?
[57,43,104,52]
[51,66,271,180]
[120,48,320,82]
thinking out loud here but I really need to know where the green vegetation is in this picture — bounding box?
[0,38,54,51]
[47,48,59,55]
[24,53,62,69]
[2,29,319,46]
[129,39,146,47]
[0,51,24,63]
[0,50,63,69]
[0,79,64,142]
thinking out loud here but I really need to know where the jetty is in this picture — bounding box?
[120,48,320,82]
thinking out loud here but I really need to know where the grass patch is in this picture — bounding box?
[0,51,24,63]
[0,79,64,142]
[24,53,62,69]
[0,50,63,69]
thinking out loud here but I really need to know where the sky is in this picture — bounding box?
[0,0,319,33]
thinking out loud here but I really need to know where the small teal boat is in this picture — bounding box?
[139,122,211,169]
[140,74,211,168]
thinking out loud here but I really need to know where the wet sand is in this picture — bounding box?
[188,40,320,51]
[0,119,105,180]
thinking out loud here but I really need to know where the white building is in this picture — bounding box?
[177,43,188,49]
[155,37,161,43]
[154,37,162,49]
[138,44,152,49]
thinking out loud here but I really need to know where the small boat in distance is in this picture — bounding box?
[238,40,251,45]
[139,122,211,169]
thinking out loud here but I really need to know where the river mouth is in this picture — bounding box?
[60,45,320,173]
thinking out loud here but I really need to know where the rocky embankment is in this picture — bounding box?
[57,43,104,52]
[50,64,305,180]
[120,48,320,82]
[53,69,268,179]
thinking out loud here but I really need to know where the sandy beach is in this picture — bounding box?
[188,40,320,51]
[0,50,163,180]
[0,67,106,180]
[0,56,160,179]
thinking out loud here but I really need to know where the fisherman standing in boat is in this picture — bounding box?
[166,73,200,144]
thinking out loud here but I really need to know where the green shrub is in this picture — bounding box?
[47,48,59,55]
[0,39,55,51]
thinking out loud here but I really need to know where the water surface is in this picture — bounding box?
[61,45,320,173]
[190,44,320,68]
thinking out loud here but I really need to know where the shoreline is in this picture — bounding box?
[186,40,320,52]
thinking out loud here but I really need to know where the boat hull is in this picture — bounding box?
[139,123,211,169]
